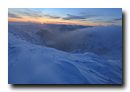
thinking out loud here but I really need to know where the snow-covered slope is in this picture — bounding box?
[8,24,46,46]
[8,25,122,84]
[72,26,122,61]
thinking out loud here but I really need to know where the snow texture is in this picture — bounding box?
[8,24,122,84]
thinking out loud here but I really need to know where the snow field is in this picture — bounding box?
[8,25,122,84]
[8,24,122,84]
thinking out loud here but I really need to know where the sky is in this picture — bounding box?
[8,8,122,26]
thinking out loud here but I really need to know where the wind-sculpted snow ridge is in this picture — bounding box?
[8,28,122,84]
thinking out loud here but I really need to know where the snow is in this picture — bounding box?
[8,24,122,84]
[72,26,122,61]
[46,41,55,45]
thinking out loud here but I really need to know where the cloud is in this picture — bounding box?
[80,12,86,14]
[9,8,60,19]
[9,8,43,18]
[93,20,116,23]
[62,14,86,20]
[113,18,122,21]
[43,14,60,19]
[104,18,122,23]
[28,21,32,22]
[19,10,42,18]
[93,18,122,24]
[62,14,98,20]
[8,12,22,18]
[39,15,42,17]
[50,16,60,19]
[24,8,42,15]
[103,21,116,23]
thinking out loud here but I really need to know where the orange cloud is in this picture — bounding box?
[8,17,121,26]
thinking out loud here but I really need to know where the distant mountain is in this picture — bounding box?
[43,24,93,32]
[8,23,122,61]
[71,26,122,60]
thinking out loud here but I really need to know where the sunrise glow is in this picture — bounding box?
[8,8,122,26]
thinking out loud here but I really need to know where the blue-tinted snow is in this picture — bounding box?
[8,24,122,84]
